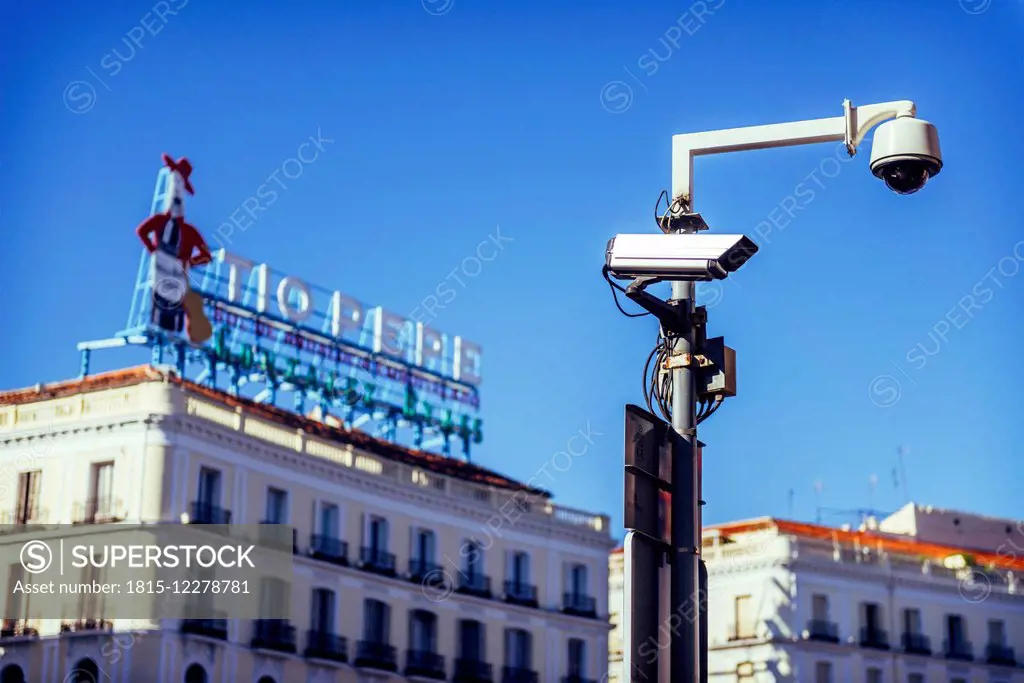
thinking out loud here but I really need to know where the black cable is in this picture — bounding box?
[603,267,649,318]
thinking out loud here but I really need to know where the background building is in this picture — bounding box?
[609,505,1024,683]
[0,366,614,683]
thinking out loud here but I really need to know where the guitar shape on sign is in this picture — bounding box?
[135,154,213,344]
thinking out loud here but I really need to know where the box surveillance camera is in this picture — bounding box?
[605,233,758,282]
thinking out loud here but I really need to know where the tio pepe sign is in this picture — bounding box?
[215,251,481,387]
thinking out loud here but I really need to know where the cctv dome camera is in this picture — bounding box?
[869,117,942,195]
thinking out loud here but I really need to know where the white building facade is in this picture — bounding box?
[0,366,614,683]
[609,506,1024,683]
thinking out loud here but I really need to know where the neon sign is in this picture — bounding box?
[217,251,482,387]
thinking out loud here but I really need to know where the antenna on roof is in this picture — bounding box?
[788,488,795,518]
[869,474,878,515]
[814,480,823,524]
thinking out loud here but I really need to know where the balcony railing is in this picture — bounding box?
[454,658,494,683]
[305,630,348,663]
[0,508,50,532]
[0,620,38,639]
[860,627,890,650]
[409,559,444,584]
[805,619,839,643]
[258,522,297,554]
[309,535,348,565]
[563,593,597,618]
[985,643,1016,667]
[71,497,124,525]
[182,396,613,536]
[943,639,974,661]
[180,618,228,640]
[901,632,931,655]
[189,501,231,525]
[406,650,446,679]
[359,547,397,576]
[60,619,113,634]
[355,640,398,671]
[250,620,296,654]
[504,581,538,608]
[502,666,539,683]
[458,572,492,598]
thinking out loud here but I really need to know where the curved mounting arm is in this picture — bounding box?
[671,99,917,212]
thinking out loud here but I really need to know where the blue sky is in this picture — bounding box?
[2,0,1022,539]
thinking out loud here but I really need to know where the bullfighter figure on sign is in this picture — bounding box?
[135,154,214,344]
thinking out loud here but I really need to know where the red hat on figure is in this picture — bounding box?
[161,153,195,194]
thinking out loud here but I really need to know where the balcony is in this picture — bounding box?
[355,640,398,671]
[309,535,348,566]
[457,572,492,599]
[901,632,932,655]
[60,619,113,634]
[406,650,446,679]
[189,501,231,525]
[359,547,397,577]
[502,666,539,683]
[0,621,38,639]
[0,508,50,533]
[305,630,348,663]
[180,618,228,640]
[409,559,445,585]
[859,627,890,650]
[985,644,1016,667]
[258,522,297,554]
[504,581,538,608]
[805,619,839,643]
[250,620,296,654]
[943,639,974,662]
[454,658,494,683]
[71,497,124,525]
[563,592,598,618]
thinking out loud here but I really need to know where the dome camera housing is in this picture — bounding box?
[869,117,942,195]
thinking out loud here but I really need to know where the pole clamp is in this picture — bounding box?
[677,427,696,437]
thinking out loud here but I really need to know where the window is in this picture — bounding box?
[903,608,922,635]
[866,667,882,683]
[568,563,588,596]
[366,515,389,552]
[409,610,437,653]
[5,565,25,623]
[318,502,339,538]
[734,595,755,639]
[258,577,289,620]
[413,529,436,565]
[15,471,41,524]
[197,468,221,505]
[310,588,335,633]
[988,619,1006,646]
[67,660,99,683]
[736,662,754,682]
[184,663,208,683]
[946,614,966,647]
[504,628,531,669]
[462,540,483,576]
[459,619,485,662]
[508,551,530,585]
[907,674,923,683]
[363,599,390,644]
[862,602,882,631]
[567,639,586,677]
[812,594,829,621]
[90,462,114,518]
[814,661,832,683]
[264,487,288,524]
[0,664,26,683]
